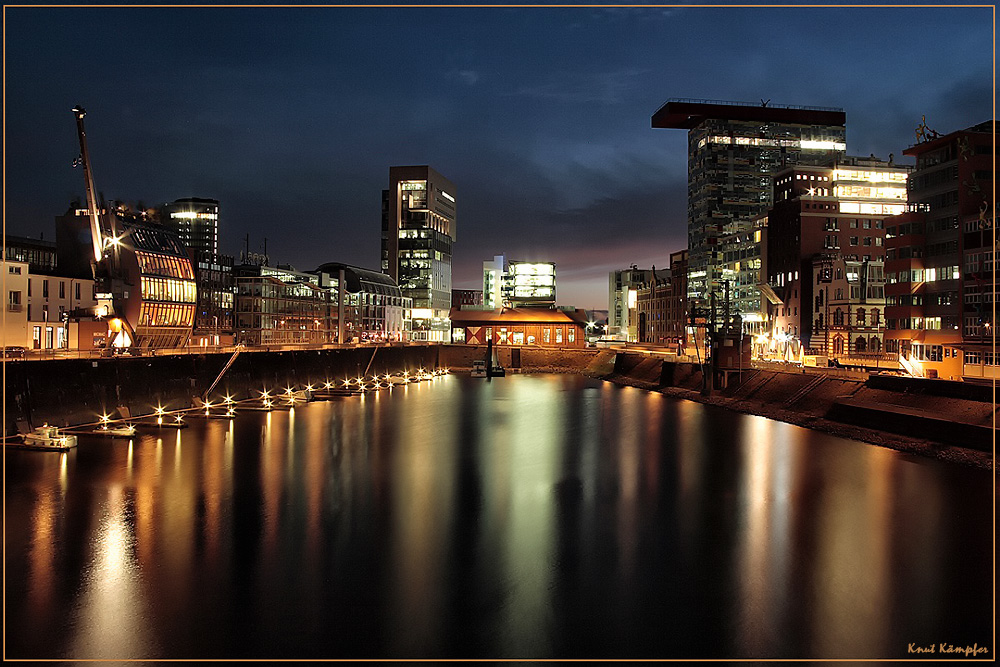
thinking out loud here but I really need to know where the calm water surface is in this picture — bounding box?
[4,374,994,659]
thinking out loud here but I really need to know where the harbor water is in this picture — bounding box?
[4,373,993,659]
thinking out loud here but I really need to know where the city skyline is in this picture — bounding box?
[4,5,994,309]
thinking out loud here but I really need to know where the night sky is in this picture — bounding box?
[4,6,994,309]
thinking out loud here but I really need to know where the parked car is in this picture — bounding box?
[2,346,26,359]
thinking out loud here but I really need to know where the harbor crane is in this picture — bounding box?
[71,105,137,350]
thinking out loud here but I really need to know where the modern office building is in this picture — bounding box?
[608,266,660,339]
[504,261,556,306]
[4,235,58,274]
[452,288,483,307]
[315,262,411,343]
[482,256,557,308]
[190,250,235,347]
[381,165,456,341]
[764,157,908,360]
[233,263,335,346]
[161,198,220,255]
[652,98,847,312]
[883,120,996,381]
[718,215,767,333]
[483,255,505,309]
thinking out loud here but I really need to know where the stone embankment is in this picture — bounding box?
[3,344,604,434]
[588,351,995,470]
[5,344,993,470]
[4,345,438,433]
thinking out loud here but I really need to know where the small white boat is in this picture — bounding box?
[94,424,136,438]
[18,424,78,451]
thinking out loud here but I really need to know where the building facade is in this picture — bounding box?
[452,288,483,307]
[883,120,996,380]
[381,165,456,341]
[809,254,887,359]
[718,216,767,333]
[161,198,220,255]
[234,264,335,346]
[449,307,589,348]
[764,157,907,359]
[190,250,235,347]
[5,234,58,274]
[315,262,411,343]
[482,256,557,308]
[483,255,505,309]
[652,99,847,313]
[56,206,197,350]
[608,267,659,339]
[635,272,672,345]
[504,261,556,306]
[3,259,99,353]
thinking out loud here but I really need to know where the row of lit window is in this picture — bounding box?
[699,136,846,151]
[839,202,906,215]
[141,277,197,304]
[138,303,195,327]
[834,185,906,200]
[964,351,999,365]
[887,266,961,283]
[832,169,908,184]
[136,251,195,280]
[169,211,217,220]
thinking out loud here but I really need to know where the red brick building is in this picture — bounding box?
[765,157,907,356]
[883,120,996,381]
[634,249,689,351]
[448,307,589,348]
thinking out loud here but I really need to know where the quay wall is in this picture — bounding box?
[4,344,603,432]
[600,352,995,458]
[3,345,438,432]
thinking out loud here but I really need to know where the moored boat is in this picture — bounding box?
[13,424,78,451]
[92,424,137,438]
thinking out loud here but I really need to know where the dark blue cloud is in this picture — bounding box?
[4,6,992,309]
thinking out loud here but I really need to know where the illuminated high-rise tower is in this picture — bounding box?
[652,99,847,310]
[381,165,456,341]
[161,197,219,255]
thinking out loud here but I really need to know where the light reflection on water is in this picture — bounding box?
[4,374,993,660]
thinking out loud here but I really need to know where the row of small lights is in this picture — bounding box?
[95,368,450,426]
